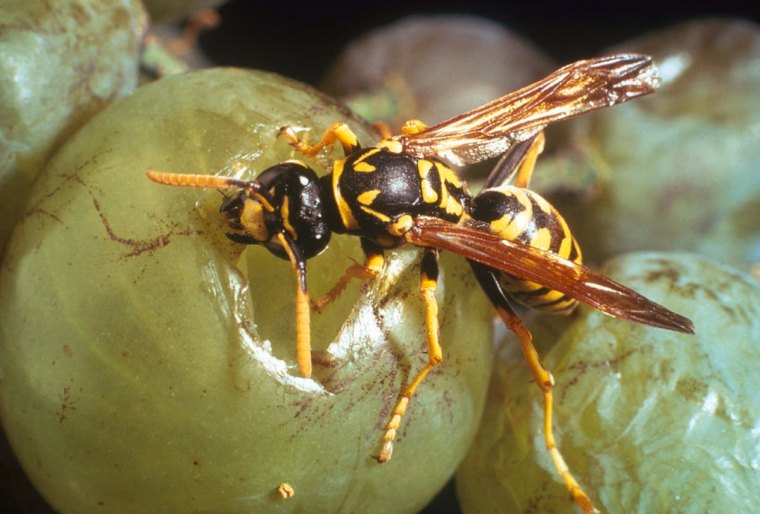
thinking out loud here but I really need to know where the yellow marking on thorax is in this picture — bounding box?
[387,214,413,237]
[452,203,465,216]
[378,139,403,153]
[357,189,381,206]
[352,148,382,172]
[359,204,391,222]
[353,161,376,172]
[355,147,382,162]
[332,158,359,230]
[418,159,434,177]
[439,164,463,188]
[438,163,466,215]
[443,191,464,217]
[439,186,450,210]
[417,160,440,204]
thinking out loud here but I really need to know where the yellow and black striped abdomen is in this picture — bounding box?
[471,186,582,314]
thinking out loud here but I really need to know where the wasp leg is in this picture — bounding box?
[279,122,361,157]
[469,262,599,514]
[513,131,545,188]
[400,119,428,135]
[376,248,442,463]
[275,232,313,378]
[312,238,384,313]
[484,131,546,190]
[372,121,393,140]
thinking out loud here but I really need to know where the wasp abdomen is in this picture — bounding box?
[471,187,582,314]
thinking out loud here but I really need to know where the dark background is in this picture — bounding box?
[3,0,759,513]
[200,0,760,85]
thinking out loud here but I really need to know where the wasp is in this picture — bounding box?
[147,54,693,513]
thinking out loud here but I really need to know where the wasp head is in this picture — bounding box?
[146,162,333,261]
[220,161,332,261]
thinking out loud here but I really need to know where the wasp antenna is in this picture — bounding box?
[145,170,252,190]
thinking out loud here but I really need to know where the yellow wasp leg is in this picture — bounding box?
[497,307,599,514]
[372,121,393,140]
[400,119,428,136]
[513,131,546,189]
[312,238,385,312]
[376,248,442,463]
[275,232,312,378]
[280,122,360,157]
[483,131,546,190]
[469,263,597,513]
[312,256,384,312]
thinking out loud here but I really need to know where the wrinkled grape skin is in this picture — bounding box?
[0,69,493,514]
[0,0,143,254]
[457,252,760,513]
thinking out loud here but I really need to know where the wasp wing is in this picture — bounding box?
[398,54,660,167]
[407,216,693,334]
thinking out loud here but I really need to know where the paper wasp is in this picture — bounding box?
[147,54,693,513]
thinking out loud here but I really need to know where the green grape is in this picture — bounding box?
[322,15,555,128]
[0,0,143,255]
[0,68,493,513]
[457,252,760,513]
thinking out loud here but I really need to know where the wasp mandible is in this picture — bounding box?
[147,54,693,514]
